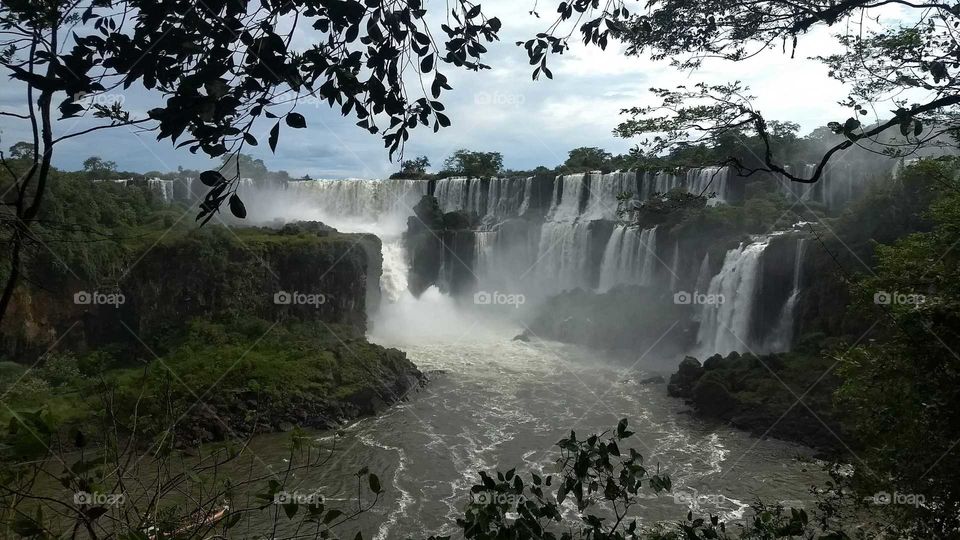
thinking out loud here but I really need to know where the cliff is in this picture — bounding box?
[2,224,382,360]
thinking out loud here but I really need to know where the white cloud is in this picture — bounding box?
[0,0,898,176]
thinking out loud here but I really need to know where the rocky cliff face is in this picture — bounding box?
[1,225,382,361]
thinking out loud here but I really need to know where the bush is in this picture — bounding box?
[36,352,83,387]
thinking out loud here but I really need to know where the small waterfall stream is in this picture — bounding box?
[696,238,772,356]
[763,238,807,352]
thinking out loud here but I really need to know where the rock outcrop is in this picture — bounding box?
[667,351,844,453]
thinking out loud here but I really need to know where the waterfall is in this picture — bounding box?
[434,177,469,213]
[764,238,807,352]
[286,179,427,222]
[694,253,711,294]
[466,178,485,216]
[548,174,587,221]
[535,221,594,292]
[597,226,658,292]
[668,241,680,291]
[380,239,410,302]
[473,230,497,284]
[518,176,534,216]
[695,238,771,356]
[485,177,533,220]
[687,167,730,204]
[147,178,174,202]
[583,171,637,220]
[653,170,682,195]
[281,179,429,303]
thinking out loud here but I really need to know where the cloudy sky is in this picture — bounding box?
[0,2,906,178]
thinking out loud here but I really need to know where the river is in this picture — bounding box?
[237,291,823,539]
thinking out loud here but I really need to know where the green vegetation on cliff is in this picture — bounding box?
[1,317,421,453]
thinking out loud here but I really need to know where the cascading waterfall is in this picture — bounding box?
[695,238,772,356]
[380,240,411,303]
[285,179,427,222]
[583,171,638,220]
[776,163,866,211]
[763,238,807,352]
[597,226,658,292]
[125,166,866,346]
[147,178,174,202]
[548,174,587,221]
[668,241,680,291]
[687,167,729,204]
[281,179,429,303]
[484,177,533,220]
[434,177,469,213]
[694,253,711,294]
[536,221,594,292]
[473,231,497,284]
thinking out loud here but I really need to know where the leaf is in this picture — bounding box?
[229,194,247,219]
[85,506,109,519]
[286,112,306,129]
[200,170,225,186]
[368,473,382,494]
[914,119,923,136]
[323,509,343,524]
[283,502,298,519]
[243,133,258,146]
[269,121,280,152]
[420,54,434,73]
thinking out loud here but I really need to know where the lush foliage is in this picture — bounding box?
[441,149,505,178]
[836,165,960,536]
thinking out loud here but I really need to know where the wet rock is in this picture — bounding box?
[667,357,704,398]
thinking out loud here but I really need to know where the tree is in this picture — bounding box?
[563,146,612,171]
[6,142,34,161]
[81,156,118,177]
[221,153,269,181]
[401,155,431,175]
[442,149,504,178]
[0,0,504,326]
[836,158,960,536]
[521,1,960,184]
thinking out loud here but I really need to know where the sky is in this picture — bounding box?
[0,1,907,178]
